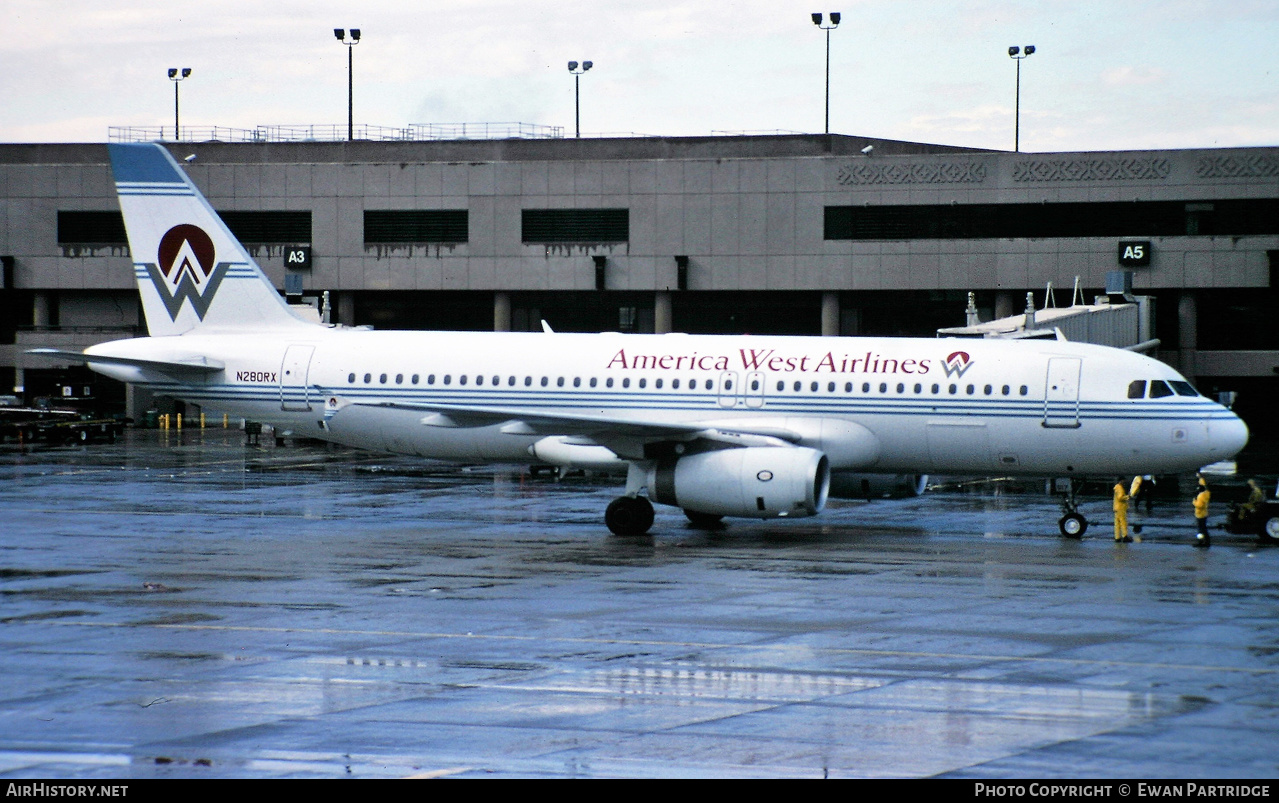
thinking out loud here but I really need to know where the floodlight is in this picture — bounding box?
[168,68,177,78]
[351,29,360,41]
[1009,46,1020,56]
[583,61,593,71]
[812,12,822,24]
[182,68,191,78]
[830,12,841,24]
[334,28,344,40]
[1024,45,1035,55]
[568,61,578,71]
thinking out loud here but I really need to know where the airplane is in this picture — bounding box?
[32,142,1251,538]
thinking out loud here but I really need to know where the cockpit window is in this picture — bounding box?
[1149,380,1175,398]
[1127,380,1146,399]
[1169,380,1199,397]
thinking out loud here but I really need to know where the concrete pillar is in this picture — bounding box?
[994,291,1015,321]
[493,291,511,332]
[337,292,355,327]
[821,291,839,337]
[32,292,50,328]
[654,291,672,334]
[1178,291,1198,381]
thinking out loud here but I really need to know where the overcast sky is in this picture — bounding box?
[4,0,1277,152]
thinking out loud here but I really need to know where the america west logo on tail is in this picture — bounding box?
[143,224,230,321]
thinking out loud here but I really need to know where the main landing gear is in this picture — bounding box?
[605,495,654,537]
[1056,479,1088,539]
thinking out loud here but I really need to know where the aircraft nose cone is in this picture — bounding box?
[1212,413,1250,459]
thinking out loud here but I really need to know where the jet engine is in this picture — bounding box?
[647,446,830,519]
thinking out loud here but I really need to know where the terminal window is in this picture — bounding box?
[824,199,1279,241]
[57,210,311,244]
[522,209,629,243]
[364,210,469,243]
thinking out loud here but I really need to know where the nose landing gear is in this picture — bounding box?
[1056,479,1089,538]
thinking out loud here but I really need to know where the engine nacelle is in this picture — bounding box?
[648,447,830,519]
[829,471,929,499]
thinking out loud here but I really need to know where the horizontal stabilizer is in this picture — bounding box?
[27,348,225,375]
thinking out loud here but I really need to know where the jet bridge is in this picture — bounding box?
[938,276,1157,352]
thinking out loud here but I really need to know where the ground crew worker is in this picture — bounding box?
[1131,474,1155,514]
[1242,479,1265,514]
[1193,475,1211,548]
[1113,478,1131,543]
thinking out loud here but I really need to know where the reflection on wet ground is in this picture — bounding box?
[1,429,1277,778]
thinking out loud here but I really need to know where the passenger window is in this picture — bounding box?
[879,382,887,393]
[896,383,904,393]
[811,381,819,392]
[862,382,871,393]
[669,378,676,389]
[622,378,630,388]
[1170,381,1199,397]
[639,378,647,389]
[983,384,992,395]
[949,384,958,394]
[428,374,435,385]
[557,377,565,387]
[931,383,939,394]
[379,373,388,384]
[443,375,451,385]
[363,373,371,384]
[914,383,922,393]
[1001,385,1009,396]
[828,382,835,392]
[777,380,785,392]
[459,375,467,386]
[590,377,598,388]
[508,376,515,386]
[395,374,403,384]
[1149,380,1175,398]
[1019,385,1028,396]
[1127,380,1146,399]
[607,377,614,388]
[657,378,664,389]
[794,381,802,392]
[348,373,355,383]
[492,376,500,386]
[725,379,733,390]
[541,377,548,387]
[412,374,420,384]
[524,376,532,386]
[846,382,853,392]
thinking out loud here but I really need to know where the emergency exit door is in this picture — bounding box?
[280,344,315,411]
[1043,357,1081,428]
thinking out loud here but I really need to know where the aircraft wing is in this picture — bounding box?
[342,398,801,446]
[26,348,226,376]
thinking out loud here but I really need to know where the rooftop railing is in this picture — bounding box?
[109,122,567,143]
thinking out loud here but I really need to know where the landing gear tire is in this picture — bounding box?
[1059,513,1088,539]
[684,509,724,529]
[1260,515,1279,544]
[606,496,655,537]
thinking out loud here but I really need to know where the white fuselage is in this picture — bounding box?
[87,328,1249,481]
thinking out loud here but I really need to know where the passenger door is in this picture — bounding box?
[1043,357,1081,429]
[280,344,315,411]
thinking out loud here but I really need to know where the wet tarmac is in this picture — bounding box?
[1,428,1277,779]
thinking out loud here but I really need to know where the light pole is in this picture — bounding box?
[167,68,191,141]
[567,60,592,138]
[1008,45,1035,152]
[811,12,840,134]
[334,28,361,141]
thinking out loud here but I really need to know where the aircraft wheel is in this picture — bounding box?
[606,496,654,537]
[684,509,725,529]
[1058,513,1087,539]
[1259,515,1279,544]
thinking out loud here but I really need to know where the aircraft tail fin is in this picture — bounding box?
[107,142,313,336]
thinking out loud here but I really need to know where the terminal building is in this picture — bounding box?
[1,133,1276,438]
